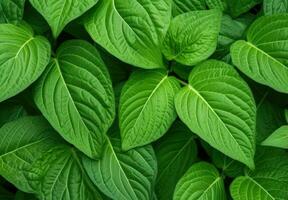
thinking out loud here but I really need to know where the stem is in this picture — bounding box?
[175,77,188,86]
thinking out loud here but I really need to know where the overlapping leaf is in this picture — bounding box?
[175,60,256,168]
[264,0,288,15]
[261,125,288,148]
[83,137,157,200]
[0,24,50,103]
[0,0,25,24]
[119,70,180,150]
[29,0,98,38]
[33,40,115,159]
[85,0,172,69]
[162,10,222,66]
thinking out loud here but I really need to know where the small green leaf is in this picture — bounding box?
[0,0,25,24]
[33,40,115,159]
[172,0,206,16]
[119,70,180,150]
[154,120,198,200]
[226,0,262,17]
[0,24,51,103]
[83,137,157,200]
[162,10,222,66]
[85,0,172,69]
[0,103,27,127]
[29,0,98,38]
[174,162,226,200]
[261,125,288,148]
[264,0,288,15]
[0,116,62,193]
[175,60,256,169]
[231,14,288,94]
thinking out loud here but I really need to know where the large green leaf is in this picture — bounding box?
[174,162,226,200]
[0,24,50,103]
[261,125,288,148]
[175,60,256,168]
[33,40,115,159]
[154,120,198,200]
[85,0,172,69]
[119,70,180,150]
[264,0,288,15]
[230,148,288,200]
[83,137,157,200]
[0,0,25,24]
[172,0,206,16]
[27,146,103,200]
[29,0,98,38]
[231,14,288,94]
[162,10,222,66]
[0,116,61,193]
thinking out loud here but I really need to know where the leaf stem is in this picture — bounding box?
[175,78,188,86]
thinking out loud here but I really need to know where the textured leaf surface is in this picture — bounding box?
[172,0,206,16]
[231,14,288,94]
[264,0,288,15]
[0,0,25,24]
[34,40,115,159]
[162,10,222,66]
[29,0,98,38]
[0,24,51,103]
[226,0,262,17]
[85,0,172,69]
[27,146,103,200]
[154,120,198,200]
[119,70,180,150]
[175,60,256,168]
[174,162,226,200]
[0,103,27,127]
[230,148,288,200]
[0,117,61,192]
[83,137,157,200]
[261,125,288,148]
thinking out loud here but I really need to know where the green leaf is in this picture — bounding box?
[230,148,288,200]
[261,125,288,148]
[205,0,227,11]
[85,0,172,69]
[154,120,198,200]
[83,137,157,200]
[33,40,115,159]
[175,60,256,169]
[162,10,222,66]
[29,0,98,38]
[0,103,27,127]
[226,0,262,17]
[0,116,62,193]
[231,14,288,94]
[119,70,180,150]
[174,162,226,200]
[285,109,288,123]
[27,146,103,200]
[0,24,51,103]
[172,0,206,16]
[0,0,25,24]
[264,0,288,15]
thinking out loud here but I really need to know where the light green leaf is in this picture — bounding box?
[162,10,222,66]
[0,24,51,103]
[33,40,115,159]
[119,70,180,150]
[226,0,262,17]
[231,14,288,94]
[85,0,172,69]
[0,116,61,193]
[261,125,288,148]
[27,146,103,200]
[264,0,288,15]
[154,120,198,200]
[29,0,98,38]
[0,0,25,24]
[175,60,256,169]
[230,148,288,200]
[174,162,226,200]
[172,0,206,16]
[83,137,157,200]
